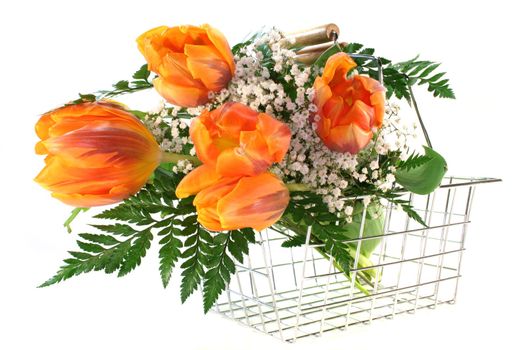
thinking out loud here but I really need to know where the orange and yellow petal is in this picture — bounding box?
[255,113,291,163]
[215,147,267,177]
[193,178,239,231]
[321,52,357,85]
[216,173,290,231]
[327,123,373,154]
[184,44,232,91]
[203,24,235,75]
[153,77,209,107]
[214,102,258,140]
[190,115,221,164]
[175,164,224,198]
[158,52,205,89]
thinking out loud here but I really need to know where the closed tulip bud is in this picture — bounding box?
[191,172,290,232]
[34,101,161,207]
[314,52,385,154]
[137,24,235,107]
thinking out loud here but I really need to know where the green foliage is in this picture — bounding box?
[396,152,432,172]
[66,65,154,106]
[41,167,256,313]
[342,43,455,102]
[394,56,455,99]
[395,146,447,195]
[202,229,255,313]
[98,64,154,98]
[69,93,97,105]
[313,43,344,71]
[180,220,212,304]
[281,233,307,248]
[39,168,183,287]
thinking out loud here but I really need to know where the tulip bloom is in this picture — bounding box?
[314,52,385,154]
[35,102,161,207]
[178,170,289,231]
[190,102,291,177]
[137,24,235,108]
[175,102,292,231]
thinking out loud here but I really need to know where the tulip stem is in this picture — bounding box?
[160,152,201,166]
[286,183,311,192]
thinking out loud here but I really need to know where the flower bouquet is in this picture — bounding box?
[36,23,453,314]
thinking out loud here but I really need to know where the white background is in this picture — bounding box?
[0,0,523,349]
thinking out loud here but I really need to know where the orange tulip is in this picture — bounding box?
[137,24,235,107]
[179,170,289,231]
[190,102,291,177]
[314,52,385,154]
[35,101,161,207]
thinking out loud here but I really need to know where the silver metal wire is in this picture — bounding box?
[213,176,499,342]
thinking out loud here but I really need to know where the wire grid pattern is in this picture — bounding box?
[213,176,499,342]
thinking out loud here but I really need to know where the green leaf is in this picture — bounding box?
[396,152,432,172]
[340,202,385,259]
[281,234,306,247]
[132,64,151,81]
[395,146,447,195]
[117,230,154,277]
[40,168,190,288]
[313,44,344,70]
[159,227,183,288]
[180,223,209,303]
[78,233,121,245]
[202,232,237,313]
[401,204,427,227]
[90,223,136,236]
[227,230,251,263]
[114,80,130,90]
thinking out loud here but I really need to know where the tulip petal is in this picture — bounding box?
[51,191,130,207]
[214,102,258,140]
[184,44,232,91]
[136,26,169,73]
[217,173,290,231]
[159,52,206,89]
[322,52,357,85]
[323,96,344,123]
[153,77,208,108]
[193,178,239,231]
[203,24,235,75]
[255,113,291,163]
[190,114,221,164]
[175,164,224,198]
[327,123,373,154]
[215,146,267,177]
[313,79,332,109]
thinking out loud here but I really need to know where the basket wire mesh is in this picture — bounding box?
[213,177,499,342]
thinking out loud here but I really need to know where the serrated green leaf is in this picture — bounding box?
[77,241,105,253]
[281,234,306,248]
[118,230,153,277]
[114,80,129,90]
[78,233,121,246]
[180,226,208,303]
[159,230,183,288]
[132,64,150,81]
[90,223,136,236]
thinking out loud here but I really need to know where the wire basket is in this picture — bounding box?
[213,176,499,342]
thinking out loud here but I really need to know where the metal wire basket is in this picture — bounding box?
[213,176,499,342]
